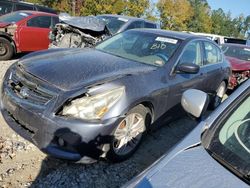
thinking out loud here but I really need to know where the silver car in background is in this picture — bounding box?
[124,79,250,187]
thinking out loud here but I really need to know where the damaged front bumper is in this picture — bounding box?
[0,69,121,163]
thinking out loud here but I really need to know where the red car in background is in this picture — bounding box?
[0,11,58,60]
[222,43,250,90]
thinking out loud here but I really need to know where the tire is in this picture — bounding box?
[0,37,14,60]
[106,105,150,162]
[209,81,226,110]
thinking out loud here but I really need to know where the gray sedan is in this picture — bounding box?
[1,29,230,163]
[125,79,250,187]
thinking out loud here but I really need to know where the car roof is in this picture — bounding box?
[97,14,155,23]
[131,29,203,40]
[222,43,250,49]
[16,10,57,16]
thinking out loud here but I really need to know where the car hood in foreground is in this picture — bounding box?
[18,48,156,90]
[226,56,250,71]
[135,146,248,188]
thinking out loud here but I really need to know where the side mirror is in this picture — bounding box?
[177,63,200,74]
[181,89,209,118]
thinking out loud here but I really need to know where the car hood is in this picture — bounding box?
[136,146,248,188]
[0,22,11,28]
[18,48,156,90]
[226,56,250,71]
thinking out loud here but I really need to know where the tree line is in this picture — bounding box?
[26,0,250,38]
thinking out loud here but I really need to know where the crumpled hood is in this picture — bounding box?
[59,13,107,32]
[18,48,156,90]
[226,56,250,71]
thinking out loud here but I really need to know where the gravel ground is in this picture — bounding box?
[0,57,198,188]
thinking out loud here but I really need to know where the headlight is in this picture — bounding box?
[62,86,125,120]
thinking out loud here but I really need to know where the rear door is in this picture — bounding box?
[17,15,52,52]
[201,41,224,93]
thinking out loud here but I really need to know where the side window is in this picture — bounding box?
[52,16,59,27]
[126,21,144,30]
[204,42,222,65]
[144,22,156,28]
[0,2,13,15]
[16,4,34,11]
[179,41,202,66]
[27,16,51,28]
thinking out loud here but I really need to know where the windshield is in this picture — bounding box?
[202,91,250,183]
[96,30,180,67]
[97,16,127,34]
[222,45,250,61]
[0,11,32,23]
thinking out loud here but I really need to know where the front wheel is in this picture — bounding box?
[210,81,226,110]
[106,105,149,162]
[0,38,14,60]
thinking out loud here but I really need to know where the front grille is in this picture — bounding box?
[7,68,54,105]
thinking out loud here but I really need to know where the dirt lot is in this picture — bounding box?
[0,58,198,188]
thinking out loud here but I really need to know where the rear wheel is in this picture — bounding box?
[106,105,149,162]
[210,81,226,110]
[0,37,14,60]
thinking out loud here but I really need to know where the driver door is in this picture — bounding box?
[167,40,205,109]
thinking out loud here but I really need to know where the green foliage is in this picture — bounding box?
[26,0,149,17]
[157,0,193,31]
[187,0,212,33]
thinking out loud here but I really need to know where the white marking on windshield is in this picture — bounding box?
[19,13,29,17]
[155,37,178,44]
[118,18,128,22]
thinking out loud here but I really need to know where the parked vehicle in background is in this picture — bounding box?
[0,11,59,60]
[1,29,230,163]
[187,31,247,46]
[224,37,247,45]
[124,79,250,188]
[0,0,57,15]
[247,33,250,46]
[185,32,225,45]
[221,43,250,90]
[49,14,159,48]
[97,14,159,34]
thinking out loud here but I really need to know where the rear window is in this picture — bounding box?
[36,6,56,14]
[145,22,156,28]
[0,11,32,23]
[16,4,34,11]
[0,2,13,15]
[222,45,250,61]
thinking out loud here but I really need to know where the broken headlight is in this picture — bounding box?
[62,86,125,120]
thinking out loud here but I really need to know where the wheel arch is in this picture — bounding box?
[0,33,17,53]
